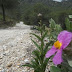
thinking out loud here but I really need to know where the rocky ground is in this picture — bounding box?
[0,22,35,72]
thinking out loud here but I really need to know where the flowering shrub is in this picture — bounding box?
[22,18,72,72]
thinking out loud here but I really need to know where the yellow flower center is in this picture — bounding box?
[54,41,62,49]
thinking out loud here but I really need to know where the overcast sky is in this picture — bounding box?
[53,0,62,2]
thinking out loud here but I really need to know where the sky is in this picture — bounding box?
[53,0,62,2]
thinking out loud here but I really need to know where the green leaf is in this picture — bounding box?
[31,60,38,67]
[30,33,41,41]
[31,39,41,51]
[42,30,48,40]
[33,57,39,65]
[49,18,56,29]
[32,50,40,60]
[43,41,52,57]
[42,58,49,71]
[31,60,41,71]
[65,18,70,31]
[50,66,61,72]
[70,22,72,32]
[22,63,33,68]
[61,59,72,72]
[36,26,41,32]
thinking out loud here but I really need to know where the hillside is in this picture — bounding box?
[16,0,72,28]
[0,0,72,28]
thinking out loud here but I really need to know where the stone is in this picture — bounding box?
[7,63,12,68]
[24,59,29,63]
[0,69,5,72]
[31,70,34,72]
[3,45,7,50]
[68,60,72,67]
[17,63,21,66]
[0,54,3,59]
[5,49,9,54]
[22,70,25,72]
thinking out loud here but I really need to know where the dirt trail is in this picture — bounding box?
[0,22,34,72]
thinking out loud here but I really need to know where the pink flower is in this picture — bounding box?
[45,30,72,65]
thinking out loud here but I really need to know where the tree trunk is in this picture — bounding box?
[1,3,5,21]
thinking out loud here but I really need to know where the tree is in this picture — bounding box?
[0,0,5,21]
[0,0,19,21]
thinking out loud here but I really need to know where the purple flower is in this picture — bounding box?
[45,30,72,65]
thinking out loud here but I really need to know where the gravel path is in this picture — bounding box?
[0,22,34,72]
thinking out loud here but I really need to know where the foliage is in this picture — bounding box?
[22,3,50,26]
[46,19,72,72]
[15,0,72,29]
[0,14,3,21]
[65,17,72,32]
[0,0,18,9]
[0,0,72,26]
[0,21,16,28]
[56,53,72,72]
[50,66,61,72]
[22,20,52,72]
[48,18,62,43]
[48,19,72,72]
[0,0,19,21]
[58,12,68,29]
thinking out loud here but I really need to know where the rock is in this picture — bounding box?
[20,54,25,58]
[0,46,3,51]
[17,63,21,66]
[0,54,3,59]
[68,60,72,67]
[21,42,23,43]
[5,49,9,54]
[22,70,25,72]
[3,45,7,50]
[0,67,2,72]
[0,57,2,59]
[0,69,5,72]
[24,59,29,63]
[7,63,12,68]
[31,70,34,72]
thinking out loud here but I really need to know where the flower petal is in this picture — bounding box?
[57,30,72,49]
[53,49,63,65]
[45,46,57,58]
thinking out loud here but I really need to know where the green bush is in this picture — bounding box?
[0,21,16,28]
[48,18,62,42]
[65,17,72,32]
[22,20,52,72]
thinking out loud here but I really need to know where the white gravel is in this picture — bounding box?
[0,22,34,72]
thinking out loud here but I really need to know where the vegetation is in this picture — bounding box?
[22,19,52,72]
[22,18,72,72]
[0,0,72,72]
[15,0,72,30]
[0,0,72,29]
[0,0,19,21]
[65,18,72,32]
